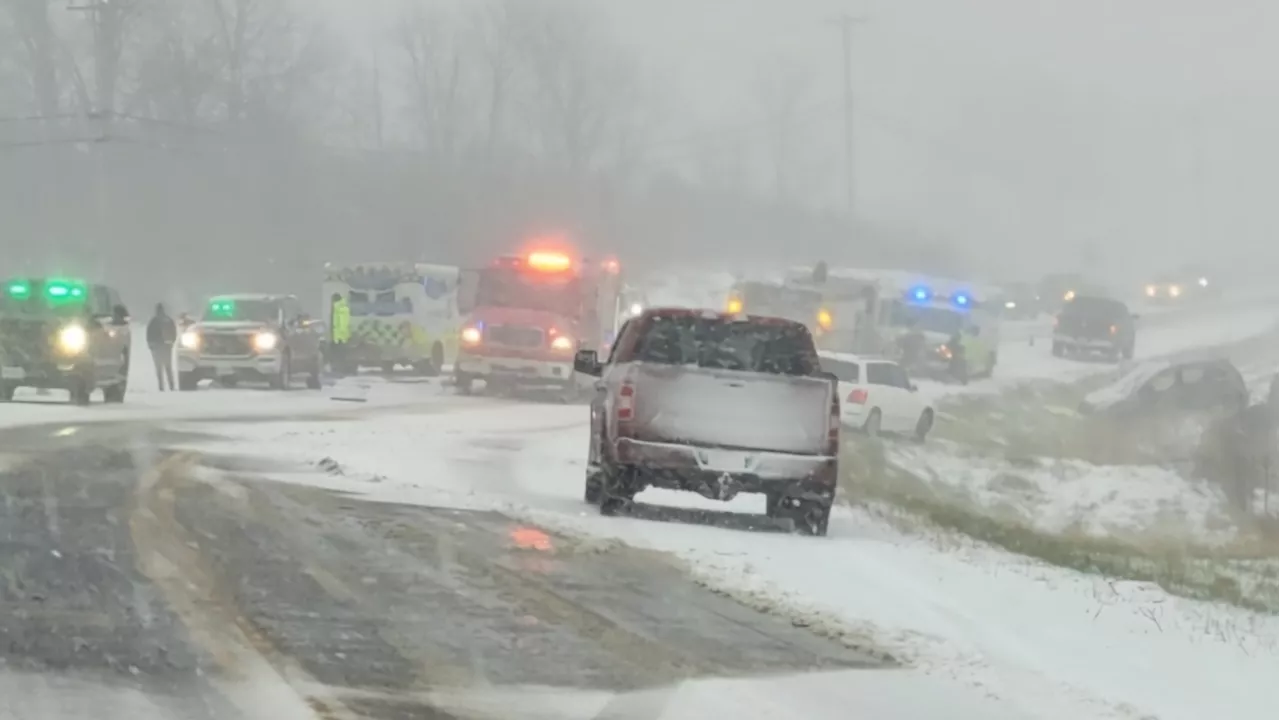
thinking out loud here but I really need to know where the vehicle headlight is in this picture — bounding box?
[726,298,743,314]
[816,309,833,330]
[180,330,201,350]
[550,335,574,352]
[629,302,644,317]
[1004,300,1017,309]
[1168,284,1182,297]
[1145,285,1157,297]
[57,324,88,354]
[253,331,279,352]
[1063,290,1075,301]
[461,326,482,345]
[1197,277,1208,288]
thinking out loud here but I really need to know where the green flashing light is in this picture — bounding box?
[6,280,31,299]
[209,299,236,317]
[43,278,88,304]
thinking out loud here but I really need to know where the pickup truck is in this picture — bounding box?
[573,308,841,536]
[1052,294,1136,361]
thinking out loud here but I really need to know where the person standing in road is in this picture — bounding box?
[147,303,177,391]
[327,292,351,374]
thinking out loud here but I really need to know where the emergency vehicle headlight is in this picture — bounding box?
[253,331,279,352]
[57,324,88,354]
[461,327,482,345]
[550,335,574,352]
[180,330,201,350]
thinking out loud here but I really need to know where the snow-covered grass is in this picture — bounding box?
[887,440,1243,545]
[178,404,1279,720]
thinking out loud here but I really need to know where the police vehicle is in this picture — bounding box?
[0,277,131,404]
[177,294,323,390]
[882,284,1000,384]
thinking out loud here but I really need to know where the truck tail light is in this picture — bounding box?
[828,395,841,454]
[617,381,635,421]
[847,388,868,404]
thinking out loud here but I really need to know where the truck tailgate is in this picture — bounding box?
[630,364,832,455]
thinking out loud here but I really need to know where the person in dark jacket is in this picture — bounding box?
[146,303,178,391]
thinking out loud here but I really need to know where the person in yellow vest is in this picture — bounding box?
[328,293,351,374]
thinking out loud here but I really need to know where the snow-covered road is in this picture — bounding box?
[2,294,1276,719]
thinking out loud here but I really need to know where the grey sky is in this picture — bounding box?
[315,0,1274,282]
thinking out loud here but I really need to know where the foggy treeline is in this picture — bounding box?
[0,0,956,312]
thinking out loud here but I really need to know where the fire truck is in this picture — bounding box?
[454,248,624,396]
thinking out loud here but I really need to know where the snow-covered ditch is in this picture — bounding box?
[886,441,1243,546]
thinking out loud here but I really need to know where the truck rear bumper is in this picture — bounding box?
[612,437,837,499]
[1053,335,1118,351]
[455,353,574,385]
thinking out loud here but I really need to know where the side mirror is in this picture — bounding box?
[111,304,129,326]
[573,349,602,377]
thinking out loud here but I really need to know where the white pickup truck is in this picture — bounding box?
[573,308,841,535]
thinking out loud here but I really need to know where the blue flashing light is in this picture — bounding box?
[908,286,932,303]
[951,291,972,308]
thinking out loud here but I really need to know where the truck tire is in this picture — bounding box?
[598,466,637,516]
[914,409,934,442]
[270,354,291,390]
[306,354,323,389]
[69,378,92,406]
[584,470,604,504]
[454,373,474,395]
[102,378,127,404]
[862,409,882,437]
[797,501,832,536]
[413,344,444,377]
[768,494,831,536]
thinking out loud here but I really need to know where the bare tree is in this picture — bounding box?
[2,0,59,117]
[465,0,526,161]
[395,3,471,159]
[512,0,640,175]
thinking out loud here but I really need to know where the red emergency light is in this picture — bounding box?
[526,250,572,272]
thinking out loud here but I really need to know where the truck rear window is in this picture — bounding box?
[633,314,820,376]
[1062,296,1126,318]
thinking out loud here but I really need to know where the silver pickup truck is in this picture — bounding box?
[574,308,841,536]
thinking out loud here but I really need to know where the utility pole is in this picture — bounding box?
[67,0,123,279]
[831,14,867,225]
